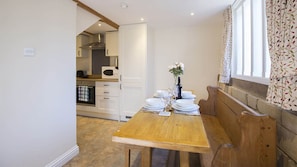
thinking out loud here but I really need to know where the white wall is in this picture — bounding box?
[76,6,98,35]
[153,17,223,101]
[0,1,77,166]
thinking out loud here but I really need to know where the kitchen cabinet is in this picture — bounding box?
[119,23,154,121]
[95,82,120,120]
[76,34,89,57]
[105,31,118,56]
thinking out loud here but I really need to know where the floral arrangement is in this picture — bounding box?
[168,62,184,77]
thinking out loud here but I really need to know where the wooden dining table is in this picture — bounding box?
[112,109,210,167]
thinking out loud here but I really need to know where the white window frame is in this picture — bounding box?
[232,0,270,85]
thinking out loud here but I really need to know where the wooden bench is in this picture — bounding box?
[198,86,276,167]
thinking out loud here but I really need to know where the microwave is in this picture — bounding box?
[102,66,119,79]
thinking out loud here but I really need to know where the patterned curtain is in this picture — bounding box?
[266,0,297,111]
[219,6,232,84]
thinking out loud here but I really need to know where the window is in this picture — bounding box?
[232,0,270,85]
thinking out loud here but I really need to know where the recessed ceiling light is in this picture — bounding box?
[98,23,102,27]
[120,2,128,8]
[140,18,144,22]
[190,12,195,16]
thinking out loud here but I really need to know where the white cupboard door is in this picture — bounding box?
[76,34,89,57]
[105,31,119,56]
[119,24,147,121]
[96,96,119,114]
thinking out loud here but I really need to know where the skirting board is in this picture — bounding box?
[45,145,79,167]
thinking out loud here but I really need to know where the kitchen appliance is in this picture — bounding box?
[85,33,105,50]
[77,70,88,78]
[102,66,119,79]
[76,80,95,106]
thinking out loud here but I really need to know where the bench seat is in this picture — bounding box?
[198,86,276,167]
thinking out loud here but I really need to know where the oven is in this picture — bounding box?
[76,80,95,106]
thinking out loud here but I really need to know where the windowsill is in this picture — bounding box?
[230,78,268,99]
[231,75,270,85]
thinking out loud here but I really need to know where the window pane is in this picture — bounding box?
[265,44,271,78]
[252,0,263,77]
[231,0,270,84]
[235,6,243,75]
[243,0,251,76]
[263,1,271,78]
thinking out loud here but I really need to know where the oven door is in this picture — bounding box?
[76,85,95,105]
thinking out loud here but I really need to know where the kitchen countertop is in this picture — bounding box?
[77,75,118,82]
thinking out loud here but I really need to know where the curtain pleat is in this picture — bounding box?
[266,0,297,111]
[219,6,232,84]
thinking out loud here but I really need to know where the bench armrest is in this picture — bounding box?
[199,86,218,115]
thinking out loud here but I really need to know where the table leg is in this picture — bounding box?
[141,147,152,167]
[125,145,152,167]
[125,146,131,167]
[179,151,190,167]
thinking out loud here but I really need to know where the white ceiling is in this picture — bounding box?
[81,0,234,33]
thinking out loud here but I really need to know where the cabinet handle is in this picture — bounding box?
[104,97,110,100]
[104,91,109,94]
[104,84,109,86]
[106,49,109,55]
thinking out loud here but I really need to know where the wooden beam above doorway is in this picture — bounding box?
[73,0,119,30]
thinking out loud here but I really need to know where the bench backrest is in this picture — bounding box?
[199,86,276,167]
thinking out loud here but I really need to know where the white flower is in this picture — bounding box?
[168,62,184,77]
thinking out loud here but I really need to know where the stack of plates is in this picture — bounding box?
[172,99,200,115]
[181,91,196,99]
[153,90,170,98]
[143,98,165,112]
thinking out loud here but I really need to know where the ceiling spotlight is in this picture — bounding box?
[120,2,128,8]
[190,12,195,16]
[140,18,144,22]
[98,23,102,27]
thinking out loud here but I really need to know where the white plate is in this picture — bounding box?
[172,103,199,112]
[143,106,164,111]
[144,104,164,109]
[175,102,198,108]
[182,91,192,96]
[182,94,196,99]
[175,110,200,115]
[145,98,164,106]
[176,99,194,104]
[155,90,170,97]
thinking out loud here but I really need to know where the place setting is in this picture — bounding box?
[171,99,200,115]
[143,89,200,116]
[143,98,166,112]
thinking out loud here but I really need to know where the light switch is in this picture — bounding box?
[24,48,35,57]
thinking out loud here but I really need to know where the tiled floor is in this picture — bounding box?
[63,116,169,167]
